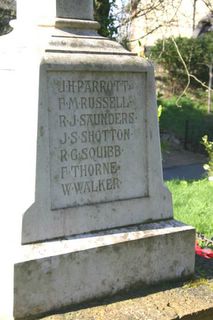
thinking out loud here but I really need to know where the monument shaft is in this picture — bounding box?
[56,0,94,20]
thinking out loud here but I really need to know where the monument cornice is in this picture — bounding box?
[55,18,100,30]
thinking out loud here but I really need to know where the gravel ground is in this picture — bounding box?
[162,148,207,169]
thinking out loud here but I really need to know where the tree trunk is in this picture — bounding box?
[192,0,197,31]
[207,64,212,114]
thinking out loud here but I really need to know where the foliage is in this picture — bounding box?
[0,0,16,36]
[94,0,117,38]
[150,34,213,90]
[158,95,213,151]
[157,104,162,119]
[166,179,213,239]
[0,7,15,35]
[201,135,213,177]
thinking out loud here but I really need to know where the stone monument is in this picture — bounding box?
[14,0,195,319]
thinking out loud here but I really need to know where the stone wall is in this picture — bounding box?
[128,0,211,53]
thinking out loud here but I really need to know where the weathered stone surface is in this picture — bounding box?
[48,71,147,209]
[18,0,175,245]
[13,3,195,320]
[14,220,195,320]
[56,0,94,20]
[42,276,213,320]
[22,53,173,244]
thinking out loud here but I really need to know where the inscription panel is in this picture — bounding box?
[48,71,148,209]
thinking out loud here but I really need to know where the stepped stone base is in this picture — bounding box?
[14,220,195,320]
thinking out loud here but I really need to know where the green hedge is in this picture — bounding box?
[150,35,213,89]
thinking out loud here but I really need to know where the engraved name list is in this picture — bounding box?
[48,72,147,209]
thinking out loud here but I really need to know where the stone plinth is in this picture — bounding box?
[14,220,195,320]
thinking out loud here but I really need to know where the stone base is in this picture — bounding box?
[14,220,195,319]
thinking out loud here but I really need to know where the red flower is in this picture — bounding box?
[195,241,213,259]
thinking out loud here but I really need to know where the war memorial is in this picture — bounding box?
[13,1,195,318]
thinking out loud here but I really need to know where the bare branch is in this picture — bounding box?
[127,24,163,43]
[171,37,212,107]
[201,0,213,11]
[131,0,165,20]
[126,0,182,44]
[171,37,191,106]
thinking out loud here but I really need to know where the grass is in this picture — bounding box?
[183,278,211,289]
[158,96,213,152]
[166,179,213,239]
